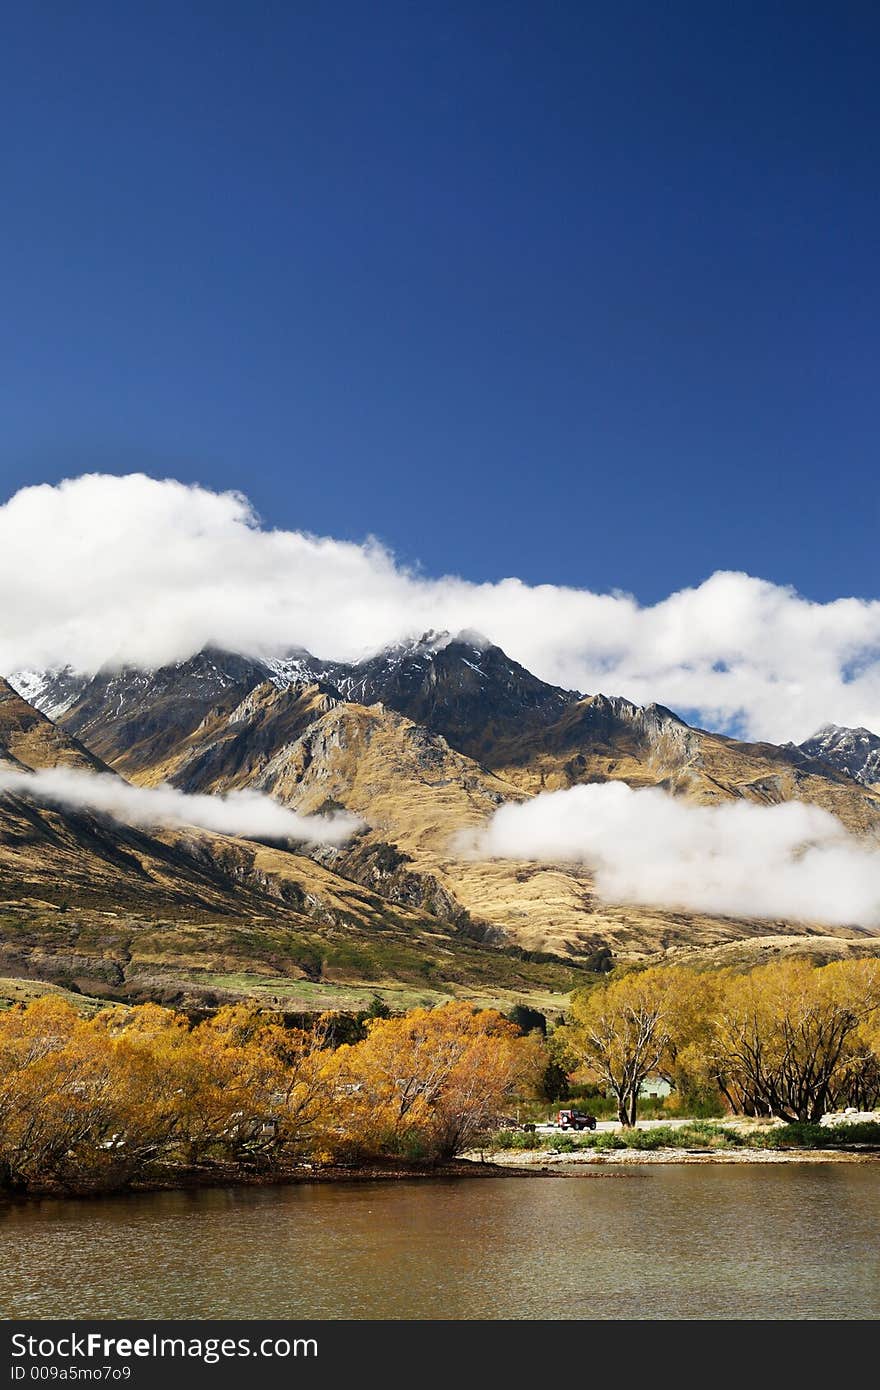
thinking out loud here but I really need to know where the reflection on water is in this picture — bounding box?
[2,1165,879,1319]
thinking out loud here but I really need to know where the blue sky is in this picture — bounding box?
[2,2,878,604]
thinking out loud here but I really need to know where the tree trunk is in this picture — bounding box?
[617,1090,638,1128]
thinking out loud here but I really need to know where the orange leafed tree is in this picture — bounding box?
[329,1001,541,1161]
[0,997,337,1190]
[0,996,133,1189]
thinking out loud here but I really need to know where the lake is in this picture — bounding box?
[2,1165,879,1319]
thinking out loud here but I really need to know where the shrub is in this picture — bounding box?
[486,1121,745,1153]
[758,1121,880,1149]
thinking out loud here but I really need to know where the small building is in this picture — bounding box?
[639,1076,672,1099]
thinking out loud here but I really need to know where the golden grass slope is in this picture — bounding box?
[0,678,106,773]
[638,933,880,974]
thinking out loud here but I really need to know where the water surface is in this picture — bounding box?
[2,1165,878,1319]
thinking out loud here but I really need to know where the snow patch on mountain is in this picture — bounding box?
[8,668,85,720]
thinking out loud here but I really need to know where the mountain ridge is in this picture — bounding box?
[18,632,880,775]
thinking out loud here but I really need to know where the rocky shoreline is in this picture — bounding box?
[464,1146,880,1167]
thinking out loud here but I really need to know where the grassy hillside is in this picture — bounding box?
[0,894,585,1015]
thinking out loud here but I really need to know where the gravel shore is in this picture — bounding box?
[463,1146,880,1167]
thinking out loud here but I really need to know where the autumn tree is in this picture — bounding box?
[659,970,727,1115]
[107,1002,335,1168]
[0,997,125,1189]
[189,1004,334,1164]
[834,977,880,1112]
[711,958,880,1123]
[330,1001,541,1161]
[0,997,336,1189]
[563,968,698,1126]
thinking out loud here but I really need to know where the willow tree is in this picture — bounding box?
[712,958,880,1123]
[841,1004,880,1111]
[330,1001,542,1161]
[0,996,340,1192]
[0,996,129,1190]
[565,968,694,1126]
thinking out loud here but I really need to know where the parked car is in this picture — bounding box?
[555,1108,597,1131]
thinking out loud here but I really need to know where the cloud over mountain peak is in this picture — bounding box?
[2,472,879,744]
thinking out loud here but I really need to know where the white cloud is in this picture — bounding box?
[0,765,361,846]
[460,783,880,928]
[1,472,879,742]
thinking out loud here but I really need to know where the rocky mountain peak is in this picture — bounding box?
[259,631,578,759]
[316,632,578,758]
[797,723,880,787]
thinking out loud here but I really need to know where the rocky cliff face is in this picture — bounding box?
[287,631,577,761]
[141,680,344,789]
[482,690,702,790]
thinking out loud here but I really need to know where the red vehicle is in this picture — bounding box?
[556,1108,597,1131]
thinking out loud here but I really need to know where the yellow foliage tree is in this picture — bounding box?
[0,997,124,1189]
[711,958,880,1122]
[188,1004,334,1164]
[329,1001,540,1161]
[0,997,337,1189]
[564,967,700,1126]
[843,1007,880,1111]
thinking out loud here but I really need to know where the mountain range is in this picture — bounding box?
[17,632,880,791]
[2,633,879,1014]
